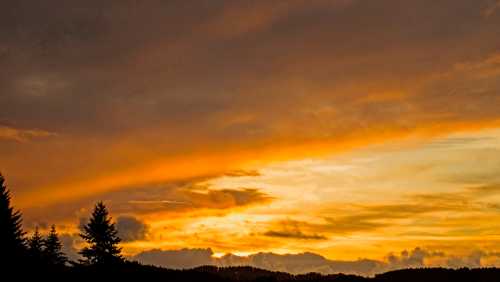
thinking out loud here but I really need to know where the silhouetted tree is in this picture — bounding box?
[0,174,26,264]
[79,202,123,265]
[28,226,44,262]
[44,225,67,266]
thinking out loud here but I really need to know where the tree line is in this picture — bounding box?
[1,173,123,271]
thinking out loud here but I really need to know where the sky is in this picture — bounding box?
[1,0,500,276]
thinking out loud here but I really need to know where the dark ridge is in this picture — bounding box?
[9,263,500,281]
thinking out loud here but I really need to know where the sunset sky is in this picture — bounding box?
[1,0,500,275]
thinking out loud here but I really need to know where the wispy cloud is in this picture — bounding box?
[224,170,261,177]
[128,200,189,205]
[0,125,56,142]
[22,180,274,226]
[263,230,327,240]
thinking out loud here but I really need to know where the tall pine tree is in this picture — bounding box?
[79,202,123,265]
[44,225,67,266]
[0,174,26,264]
[28,226,44,262]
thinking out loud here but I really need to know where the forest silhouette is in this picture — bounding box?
[1,173,499,281]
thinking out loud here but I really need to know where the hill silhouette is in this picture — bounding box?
[1,173,499,281]
[9,263,500,282]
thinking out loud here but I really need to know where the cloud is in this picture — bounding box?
[130,248,384,275]
[261,190,488,238]
[116,186,273,215]
[422,136,497,150]
[59,233,83,262]
[263,230,327,240]
[452,52,500,78]
[132,248,215,269]
[467,183,500,196]
[262,219,328,240]
[22,179,273,226]
[274,203,444,236]
[388,249,500,269]
[131,247,500,276]
[236,252,383,276]
[445,251,483,268]
[224,170,261,177]
[0,125,56,142]
[483,0,500,17]
[116,216,149,242]
[385,247,444,269]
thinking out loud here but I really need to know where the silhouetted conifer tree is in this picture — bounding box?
[79,202,123,265]
[28,226,44,262]
[44,225,67,266]
[0,174,26,264]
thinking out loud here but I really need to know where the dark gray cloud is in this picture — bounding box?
[59,233,83,262]
[132,248,215,269]
[116,216,149,242]
[385,247,444,269]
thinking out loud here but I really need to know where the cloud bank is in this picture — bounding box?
[131,247,500,277]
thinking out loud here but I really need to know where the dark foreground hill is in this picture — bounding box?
[11,263,500,282]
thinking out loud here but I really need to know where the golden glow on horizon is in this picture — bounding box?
[111,128,500,261]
